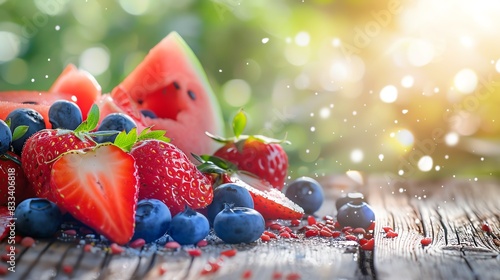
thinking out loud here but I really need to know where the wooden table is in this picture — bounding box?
[2,175,499,280]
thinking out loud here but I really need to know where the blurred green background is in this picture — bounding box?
[1,0,500,182]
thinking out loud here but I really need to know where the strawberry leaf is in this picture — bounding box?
[114,128,138,152]
[232,109,247,139]
[12,125,28,141]
[74,104,99,133]
[138,127,170,142]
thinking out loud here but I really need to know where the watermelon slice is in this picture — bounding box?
[0,65,102,127]
[101,31,225,158]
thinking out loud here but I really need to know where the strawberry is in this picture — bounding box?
[50,144,139,245]
[0,152,35,205]
[21,105,103,201]
[207,110,289,190]
[197,155,304,220]
[127,130,213,216]
[0,206,11,242]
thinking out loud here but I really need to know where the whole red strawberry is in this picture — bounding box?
[0,152,35,205]
[130,137,213,216]
[21,105,101,201]
[208,110,289,190]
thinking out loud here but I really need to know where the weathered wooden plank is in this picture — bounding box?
[368,178,500,280]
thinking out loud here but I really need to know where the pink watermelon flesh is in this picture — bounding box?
[106,31,225,159]
[0,64,102,127]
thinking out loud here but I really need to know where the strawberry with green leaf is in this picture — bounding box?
[21,104,109,201]
[114,128,213,216]
[207,110,290,190]
[197,155,304,220]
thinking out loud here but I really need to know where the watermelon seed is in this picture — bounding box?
[173,81,180,89]
[188,90,196,100]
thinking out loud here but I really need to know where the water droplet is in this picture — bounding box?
[31,78,35,82]
[378,154,384,161]
[47,58,51,61]
[445,132,459,146]
[45,75,48,78]
[219,69,222,73]
[418,156,433,172]
[261,38,269,44]
[310,126,316,132]
[55,25,60,31]
[402,109,409,114]
[350,149,364,163]
[398,170,404,176]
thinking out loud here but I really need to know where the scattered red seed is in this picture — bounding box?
[333,221,341,229]
[261,234,271,242]
[332,231,342,238]
[280,232,291,239]
[264,231,277,239]
[290,232,299,239]
[420,237,432,246]
[1,254,10,262]
[242,269,252,279]
[382,226,393,233]
[286,272,301,280]
[4,245,18,254]
[385,230,399,238]
[200,259,222,275]
[307,215,317,225]
[360,238,375,251]
[359,238,368,246]
[481,223,491,233]
[186,248,202,257]
[21,237,36,247]
[84,244,93,252]
[269,223,282,231]
[110,243,125,255]
[63,229,77,236]
[0,265,8,275]
[319,228,332,237]
[272,271,283,279]
[197,240,208,247]
[323,215,334,221]
[165,241,181,249]
[129,238,146,249]
[158,264,168,276]
[280,226,292,233]
[341,226,353,233]
[345,234,358,241]
[290,219,301,227]
[305,230,319,238]
[62,264,73,275]
[353,228,366,235]
[220,249,237,257]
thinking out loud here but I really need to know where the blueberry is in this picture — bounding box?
[48,100,83,130]
[168,206,209,245]
[207,183,254,225]
[132,199,172,243]
[284,177,324,214]
[336,200,375,229]
[14,198,63,238]
[335,192,366,210]
[0,120,12,155]
[140,109,157,119]
[96,113,137,143]
[6,108,46,155]
[213,204,265,244]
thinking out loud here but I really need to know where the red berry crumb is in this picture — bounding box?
[385,230,399,238]
[481,223,491,233]
[242,269,252,279]
[382,226,393,233]
[286,272,301,280]
[360,238,375,251]
[420,237,432,246]
[165,241,181,250]
[84,244,93,252]
[158,263,168,276]
[21,237,36,247]
[62,264,73,275]
[197,240,208,247]
[0,265,8,275]
[220,249,237,257]
[110,243,125,255]
[290,219,301,227]
[129,238,146,249]
[273,271,283,279]
[307,215,317,225]
[261,234,271,242]
[264,231,277,239]
[186,248,202,257]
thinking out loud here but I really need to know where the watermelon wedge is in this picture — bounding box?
[101,31,225,158]
[0,65,102,127]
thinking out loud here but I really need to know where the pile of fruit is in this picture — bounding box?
[0,32,377,259]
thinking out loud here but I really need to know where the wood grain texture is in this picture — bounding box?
[1,177,499,280]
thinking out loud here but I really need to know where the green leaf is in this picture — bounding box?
[74,104,100,133]
[138,127,170,142]
[232,109,247,139]
[11,125,28,141]
[5,119,11,128]
[113,128,138,152]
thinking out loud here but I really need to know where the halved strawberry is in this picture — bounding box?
[197,155,304,220]
[21,105,102,201]
[50,144,139,245]
[207,110,289,190]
